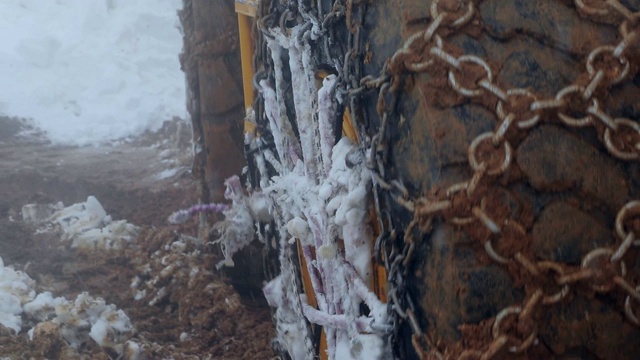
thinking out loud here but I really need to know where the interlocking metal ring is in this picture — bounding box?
[604,118,640,160]
[484,220,527,264]
[575,0,611,17]
[556,85,593,127]
[444,183,480,225]
[448,55,493,97]
[431,0,475,28]
[473,207,501,234]
[492,305,538,353]
[537,261,571,305]
[484,240,510,264]
[468,132,512,176]
[605,0,636,20]
[586,45,630,84]
[575,0,632,24]
[615,201,640,241]
[620,15,640,44]
[625,285,640,326]
[582,248,627,292]
[496,88,540,129]
[587,99,618,130]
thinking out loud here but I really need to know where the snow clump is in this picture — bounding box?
[0,255,138,358]
[25,196,140,250]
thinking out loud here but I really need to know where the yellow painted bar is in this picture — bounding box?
[320,331,328,360]
[235,3,257,134]
[296,239,328,360]
[296,240,319,309]
[341,109,359,143]
[237,13,254,111]
[235,1,257,17]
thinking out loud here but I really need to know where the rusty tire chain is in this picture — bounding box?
[347,0,640,359]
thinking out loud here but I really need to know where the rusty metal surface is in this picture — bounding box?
[361,0,640,358]
[241,0,640,358]
[180,0,246,204]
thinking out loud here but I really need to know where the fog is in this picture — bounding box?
[0,0,186,145]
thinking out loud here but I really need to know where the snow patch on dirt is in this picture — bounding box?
[0,255,137,358]
[24,196,140,251]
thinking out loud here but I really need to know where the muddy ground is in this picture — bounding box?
[0,116,276,359]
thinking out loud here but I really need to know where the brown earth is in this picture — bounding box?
[0,116,276,359]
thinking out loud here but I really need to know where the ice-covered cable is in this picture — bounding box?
[167,203,230,224]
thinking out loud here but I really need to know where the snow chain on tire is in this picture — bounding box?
[248,0,640,359]
[361,0,640,359]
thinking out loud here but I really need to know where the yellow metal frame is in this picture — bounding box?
[234,3,387,358]
[236,1,257,135]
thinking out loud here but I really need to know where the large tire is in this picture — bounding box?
[361,1,640,359]
[249,0,640,358]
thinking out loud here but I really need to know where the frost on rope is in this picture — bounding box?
[167,203,230,224]
[249,24,389,360]
[209,175,271,269]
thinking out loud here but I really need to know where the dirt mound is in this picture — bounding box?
[0,119,275,359]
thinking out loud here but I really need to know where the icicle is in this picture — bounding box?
[263,149,284,176]
[318,75,337,176]
[301,300,372,332]
[261,33,302,172]
[167,203,229,224]
[288,40,321,181]
[259,78,297,172]
[270,210,316,360]
[298,34,325,177]
[254,150,270,189]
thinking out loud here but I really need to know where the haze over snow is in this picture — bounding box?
[0,0,186,146]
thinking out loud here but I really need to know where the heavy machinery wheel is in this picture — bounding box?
[360,1,640,359]
[243,0,640,359]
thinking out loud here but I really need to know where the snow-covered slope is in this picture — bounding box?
[0,0,185,146]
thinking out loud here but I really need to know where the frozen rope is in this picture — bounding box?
[167,203,230,224]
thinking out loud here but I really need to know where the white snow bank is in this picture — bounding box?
[0,0,186,146]
[25,291,135,351]
[154,167,181,180]
[78,295,132,346]
[21,202,64,223]
[0,255,136,357]
[25,196,139,250]
[0,256,36,333]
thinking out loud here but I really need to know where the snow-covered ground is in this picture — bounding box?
[0,2,195,357]
[1,197,140,358]
[25,196,140,251]
[0,0,186,146]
